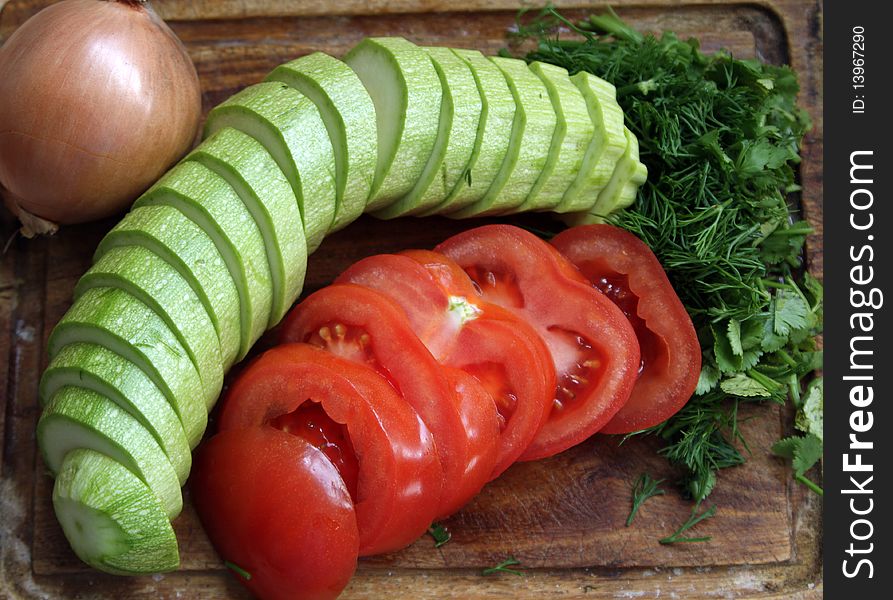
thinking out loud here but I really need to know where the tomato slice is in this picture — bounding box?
[337,251,554,480]
[191,426,358,600]
[218,343,442,555]
[435,224,641,460]
[551,224,701,433]
[279,283,473,517]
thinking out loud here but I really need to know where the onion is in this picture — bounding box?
[0,0,202,236]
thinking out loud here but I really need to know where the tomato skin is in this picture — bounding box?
[338,251,555,480]
[280,283,471,518]
[551,224,701,433]
[435,224,641,460]
[191,426,358,600]
[219,344,443,555]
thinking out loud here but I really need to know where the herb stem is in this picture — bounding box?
[795,473,824,496]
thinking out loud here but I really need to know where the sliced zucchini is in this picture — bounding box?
[40,342,195,479]
[47,287,208,437]
[96,205,241,369]
[372,46,481,219]
[53,448,179,575]
[134,160,273,358]
[564,127,648,224]
[267,52,376,231]
[448,56,556,218]
[188,128,308,326]
[419,48,515,216]
[75,245,223,406]
[39,386,182,519]
[204,82,336,252]
[517,61,594,212]
[556,71,627,212]
[344,36,442,211]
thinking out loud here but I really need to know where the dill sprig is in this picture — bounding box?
[511,7,822,502]
[659,503,718,544]
[482,557,525,576]
[626,473,665,526]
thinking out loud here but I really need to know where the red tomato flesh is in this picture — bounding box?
[280,283,474,517]
[436,224,641,460]
[338,250,554,480]
[191,426,358,600]
[219,343,442,555]
[551,224,701,433]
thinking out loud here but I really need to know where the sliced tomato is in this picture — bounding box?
[191,426,358,600]
[551,224,701,433]
[337,251,554,480]
[279,283,474,517]
[218,343,442,555]
[435,224,641,460]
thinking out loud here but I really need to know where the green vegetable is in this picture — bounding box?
[772,434,823,495]
[482,557,524,576]
[659,503,717,544]
[427,522,452,548]
[626,473,665,526]
[512,7,821,502]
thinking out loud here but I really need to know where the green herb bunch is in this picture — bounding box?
[510,8,822,501]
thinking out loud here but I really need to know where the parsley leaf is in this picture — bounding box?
[427,522,452,548]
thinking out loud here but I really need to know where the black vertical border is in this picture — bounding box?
[824,1,890,594]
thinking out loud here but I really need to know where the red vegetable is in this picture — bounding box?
[218,343,442,555]
[191,426,358,600]
[435,225,641,460]
[279,283,477,517]
[551,224,701,433]
[338,251,555,478]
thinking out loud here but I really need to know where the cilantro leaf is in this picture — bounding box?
[695,363,720,395]
[772,433,822,476]
[795,378,823,441]
[720,373,771,398]
[773,289,810,336]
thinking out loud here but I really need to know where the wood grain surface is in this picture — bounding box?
[0,1,823,598]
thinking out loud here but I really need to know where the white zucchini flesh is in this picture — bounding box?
[47,286,208,441]
[267,52,377,232]
[566,127,648,225]
[96,204,241,369]
[53,448,179,575]
[449,56,556,218]
[40,342,193,482]
[372,46,481,219]
[517,61,595,212]
[188,127,308,327]
[344,36,442,211]
[39,386,183,519]
[557,71,627,212]
[204,82,337,252]
[417,48,516,216]
[75,245,223,407]
[135,160,273,360]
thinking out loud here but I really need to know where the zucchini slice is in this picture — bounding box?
[344,36,442,211]
[188,128,307,326]
[419,48,515,216]
[40,342,193,481]
[134,160,273,358]
[372,46,481,219]
[204,82,336,252]
[96,205,241,369]
[267,52,377,231]
[47,287,208,439]
[517,61,595,212]
[53,448,179,575]
[75,245,223,405]
[39,386,182,519]
[556,71,627,212]
[448,56,556,218]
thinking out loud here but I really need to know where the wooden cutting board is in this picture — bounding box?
[0,1,824,598]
